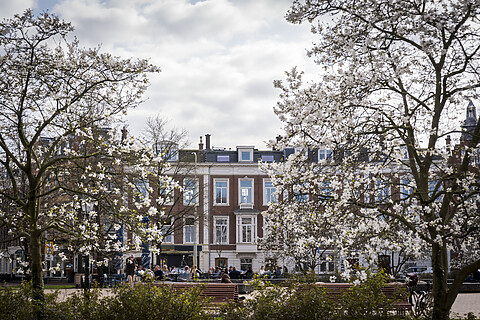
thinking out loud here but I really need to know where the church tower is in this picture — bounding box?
[460,100,478,142]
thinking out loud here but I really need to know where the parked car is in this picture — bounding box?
[399,266,433,279]
[405,266,433,274]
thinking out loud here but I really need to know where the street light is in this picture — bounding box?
[192,152,197,271]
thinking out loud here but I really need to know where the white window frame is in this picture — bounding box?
[214,178,229,205]
[161,218,173,243]
[238,147,254,162]
[375,179,391,202]
[318,147,332,162]
[214,216,229,245]
[183,178,198,206]
[400,178,413,200]
[183,217,196,243]
[293,183,309,203]
[294,146,307,155]
[134,179,149,202]
[155,141,178,162]
[239,178,254,205]
[263,179,276,205]
[236,215,257,244]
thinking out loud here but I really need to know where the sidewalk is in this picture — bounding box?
[451,293,480,318]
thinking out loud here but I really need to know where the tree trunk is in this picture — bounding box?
[30,229,45,320]
[431,243,453,320]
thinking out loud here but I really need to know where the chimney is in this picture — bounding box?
[446,135,451,154]
[198,136,204,150]
[121,126,128,143]
[205,134,211,150]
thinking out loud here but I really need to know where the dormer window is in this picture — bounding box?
[155,141,178,162]
[294,146,307,156]
[237,146,254,162]
[318,147,332,162]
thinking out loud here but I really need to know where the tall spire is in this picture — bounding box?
[461,100,478,142]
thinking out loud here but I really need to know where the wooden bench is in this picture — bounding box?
[151,282,239,304]
[314,283,411,315]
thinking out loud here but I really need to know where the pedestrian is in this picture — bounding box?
[125,255,137,287]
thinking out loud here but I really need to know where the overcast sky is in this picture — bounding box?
[0,0,318,150]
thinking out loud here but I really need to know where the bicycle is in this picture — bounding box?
[406,273,432,317]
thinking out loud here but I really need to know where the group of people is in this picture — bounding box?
[124,255,203,286]
[258,265,285,279]
[125,255,287,286]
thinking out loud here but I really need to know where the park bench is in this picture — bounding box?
[315,283,411,315]
[151,282,239,304]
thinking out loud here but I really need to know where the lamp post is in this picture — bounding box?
[192,152,198,270]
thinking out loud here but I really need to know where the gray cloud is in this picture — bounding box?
[1,0,318,149]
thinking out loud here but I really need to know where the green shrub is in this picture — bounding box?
[220,272,408,320]
[0,282,64,320]
[103,284,211,320]
[0,282,211,320]
[339,272,406,320]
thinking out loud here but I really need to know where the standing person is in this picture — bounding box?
[125,255,137,287]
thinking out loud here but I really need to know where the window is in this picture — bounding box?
[134,179,148,202]
[319,260,335,273]
[158,179,175,206]
[240,258,253,272]
[375,179,390,202]
[294,146,307,155]
[161,218,173,243]
[214,179,229,205]
[238,147,254,162]
[318,148,332,161]
[239,179,253,204]
[215,258,228,269]
[237,216,256,243]
[319,181,332,200]
[214,217,228,244]
[183,178,197,206]
[263,179,276,205]
[217,155,230,162]
[400,178,413,199]
[293,183,309,203]
[261,155,274,162]
[184,217,195,243]
[155,141,178,162]
[428,179,443,201]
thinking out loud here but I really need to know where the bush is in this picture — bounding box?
[102,284,211,320]
[0,274,409,320]
[219,272,408,320]
[0,282,211,320]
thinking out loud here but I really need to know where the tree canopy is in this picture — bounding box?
[0,10,159,313]
[263,1,480,319]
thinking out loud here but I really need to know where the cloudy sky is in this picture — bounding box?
[0,0,318,149]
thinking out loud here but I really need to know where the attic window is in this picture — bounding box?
[217,155,230,162]
[237,146,254,162]
[261,155,274,162]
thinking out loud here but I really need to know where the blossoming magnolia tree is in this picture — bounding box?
[0,10,159,312]
[125,115,200,263]
[262,1,480,319]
